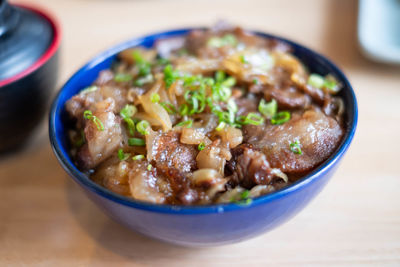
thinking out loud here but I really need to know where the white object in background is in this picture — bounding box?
[358,0,400,64]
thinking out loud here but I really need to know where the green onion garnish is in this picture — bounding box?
[258,99,277,118]
[253,79,259,85]
[134,74,153,87]
[215,121,226,131]
[150,92,160,103]
[307,73,325,89]
[271,111,291,125]
[198,142,206,151]
[136,120,150,135]
[128,138,145,146]
[231,189,252,205]
[160,102,176,114]
[207,34,237,48]
[240,55,248,64]
[120,105,137,136]
[147,164,152,171]
[80,85,98,94]
[290,140,302,155]
[83,110,104,131]
[323,76,340,93]
[118,149,130,161]
[176,120,193,128]
[238,112,264,125]
[114,73,133,83]
[163,64,180,88]
[222,77,236,88]
[215,71,226,83]
[179,104,189,116]
[132,154,145,161]
[120,104,137,119]
[132,50,151,76]
[73,130,85,148]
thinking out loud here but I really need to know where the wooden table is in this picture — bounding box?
[1,0,400,265]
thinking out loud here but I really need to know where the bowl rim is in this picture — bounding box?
[0,3,61,88]
[49,27,358,215]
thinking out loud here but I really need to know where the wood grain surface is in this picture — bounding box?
[1,0,400,266]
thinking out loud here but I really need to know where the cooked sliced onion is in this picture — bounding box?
[192,168,222,186]
[214,126,243,148]
[176,58,221,74]
[134,112,162,126]
[138,79,172,131]
[216,186,245,204]
[270,168,289,183]
[272,51,307,85]
[180,128,206,145]
[196,144,226,174]
[145,128,158,161]
[249,185,275,198]
[128,163,165,203]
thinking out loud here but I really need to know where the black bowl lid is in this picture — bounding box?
[0,0,56,83]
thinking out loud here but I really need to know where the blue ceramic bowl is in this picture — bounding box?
[49,28,357,247]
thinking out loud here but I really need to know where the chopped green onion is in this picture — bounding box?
[215,71,226,83]
[83,110,104,131]
[323,75,340,93]
[120,104,137,119]
[215,121,226,131]
[124,118,135,136]
[231,189,252,205]
[258,99,277,119]
[147,164,152,171]
[136,120,150,135]
[207,34,237,48]
[164,64,180,88]
[240,190,250,199]
[160,102,176,114]
[132,50,151,76]
[184,87,206,115]
[253,79,259,85]
[271,111,291,125]
[132,154,145,161]
[128,138,145,146]
[150,92,160,103]
[240,55,248,64]
[134,74,153,86]
[307,73,325,89]
[176,119,193,128]
[238,112,264,125]
[114,73,133,83]
[222,77,236,87]
[179,104,189,116]
[120,105,137,135]
[290,140,302,155]
[198,142,206,151]
[73,130,85,148]
[80,85,98,94]
[118,149,130,161]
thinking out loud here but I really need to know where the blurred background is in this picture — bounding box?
[1,0,399,266]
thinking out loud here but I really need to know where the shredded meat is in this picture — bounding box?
[226,145,283,188]
[151,130,198,173]
[244,109,343,174]
[77,99,123,169]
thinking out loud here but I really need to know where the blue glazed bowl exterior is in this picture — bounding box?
[49,28,357,246]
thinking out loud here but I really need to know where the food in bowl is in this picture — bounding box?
[65,25,345,205]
